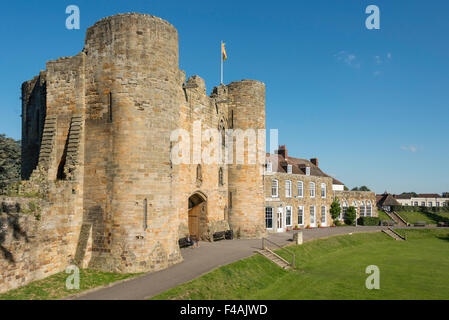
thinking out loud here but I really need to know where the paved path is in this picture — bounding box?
[73,226,384,300]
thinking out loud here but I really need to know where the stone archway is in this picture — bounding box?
[188,192,207,240]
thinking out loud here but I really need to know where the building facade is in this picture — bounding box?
[263,146,377,232]
[395,194,449,208]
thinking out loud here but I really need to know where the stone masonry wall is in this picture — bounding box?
[11,13,269,292]
[0,194,89,294]
[264,172,334,228]
[21,73,46,180]
[227,80,266,238]
[333,190,378,218]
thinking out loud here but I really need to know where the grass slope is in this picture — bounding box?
[0,269,140,300]
[397,210,449,225]
[377,210,393,221]
[153,229,449,300]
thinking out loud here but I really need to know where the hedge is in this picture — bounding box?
[357,216,380,226]
[392,205,449,213]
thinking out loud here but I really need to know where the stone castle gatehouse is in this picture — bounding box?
[20,13,266,275]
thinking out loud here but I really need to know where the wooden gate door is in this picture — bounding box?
[188,206,200,238]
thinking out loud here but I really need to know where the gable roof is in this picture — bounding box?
[377,193,401,207]
[266,153,344,185]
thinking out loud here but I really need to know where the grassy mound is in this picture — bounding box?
[397,211,449,225]
[153,229,449,300]
[0,269,141,300]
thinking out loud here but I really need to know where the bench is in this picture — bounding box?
[178,237,193,248]
[438,221,449,227]
[213,230,233,241]
[213,231,226,241]
[414,221,427,227]
[381,220,395,227]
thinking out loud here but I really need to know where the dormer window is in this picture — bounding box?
[287,164,292,174]
[305,166,310,176]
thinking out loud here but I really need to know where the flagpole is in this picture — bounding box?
[220,40,223,85]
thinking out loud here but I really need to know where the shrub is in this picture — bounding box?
[330,198,341,220]
[344,206,356,226]
[358,216,380,226]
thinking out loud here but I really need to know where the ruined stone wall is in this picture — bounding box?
[0,195,90,294]
[21,73,46,180]
[227,80,266,238]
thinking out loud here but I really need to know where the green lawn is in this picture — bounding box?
[153,229,449,300]
[0,269,141,300]
[396,210,449,225]
[377,210,393,221]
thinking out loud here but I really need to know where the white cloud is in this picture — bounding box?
[374,71,382,77]
[387,52,392,59]
[400,145,417,153]
[375,56,382,64]
[334,51,361,68]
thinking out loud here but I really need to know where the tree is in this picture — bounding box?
[344,186,349,191]
[352,186,371,192]
[345,206,357,226]
[330,198,341,221]
[401,192,418,197]
[0,134,21,191]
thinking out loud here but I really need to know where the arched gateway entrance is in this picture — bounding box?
[188,192,207,239]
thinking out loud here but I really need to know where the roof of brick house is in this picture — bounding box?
[265,150,345,186]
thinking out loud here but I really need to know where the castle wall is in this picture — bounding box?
[174,76,230,241]
[82,14,185,272]
[9,13,270,293]
[227,80,266,238]
[21,73,46,180]
[0,193,88,294]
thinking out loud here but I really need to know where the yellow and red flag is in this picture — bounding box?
[222,42,227,61]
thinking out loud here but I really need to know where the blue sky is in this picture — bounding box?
[0,0,448,194]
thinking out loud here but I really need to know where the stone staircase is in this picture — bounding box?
[38,115,57,170]
[257,248,291,269]
[385,210,408,227]
[382,227,406,241]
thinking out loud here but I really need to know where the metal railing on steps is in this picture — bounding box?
[262,237,295,267]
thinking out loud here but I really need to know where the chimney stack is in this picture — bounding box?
[276,145,287,159]
[310,158,318,167]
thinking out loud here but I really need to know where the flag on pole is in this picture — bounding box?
[222,42,227,61]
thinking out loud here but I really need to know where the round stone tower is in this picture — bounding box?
[83,13,184,272]
[227,80,266,238]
